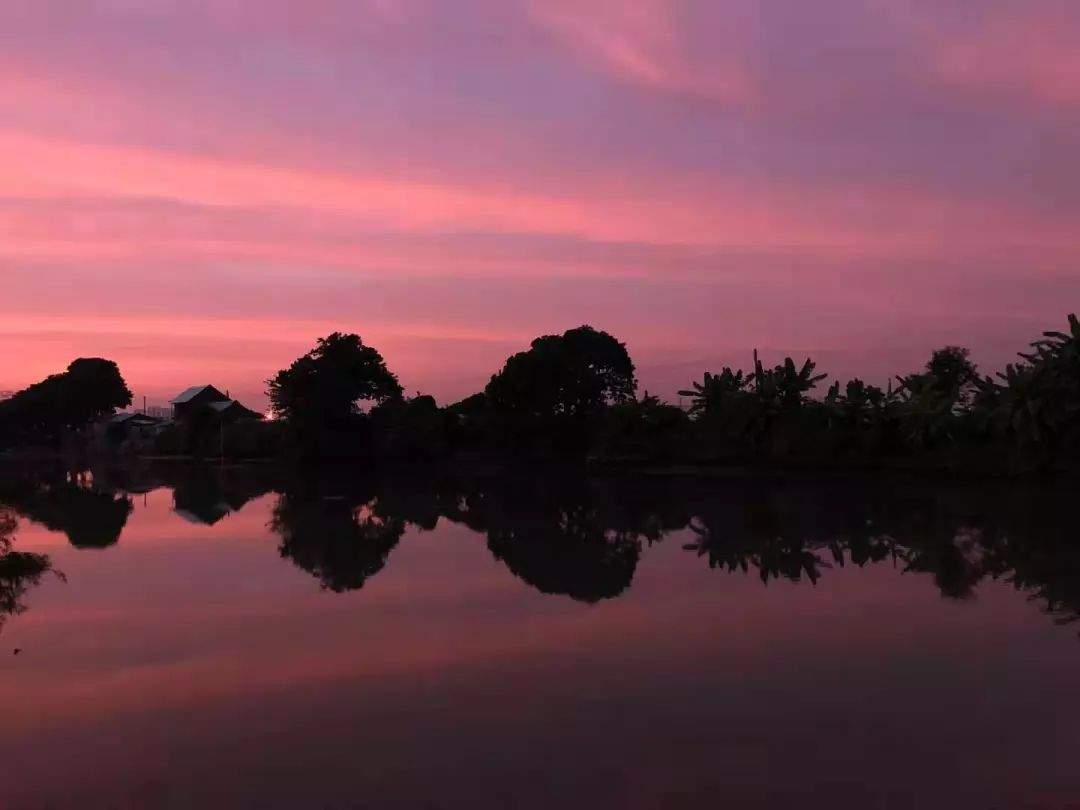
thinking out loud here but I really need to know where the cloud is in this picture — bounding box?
[885,1,1080,106]
[0,0,1077,406]
[527,0,754,103]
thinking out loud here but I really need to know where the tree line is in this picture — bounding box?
[3,315,1080,472]
[262,315,1080,471]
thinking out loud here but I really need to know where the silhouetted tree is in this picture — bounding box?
[973,314,1080,466]
[895,347,979,449]
[0,358,131,446]
[679,368,750,416]
[369,395,450,459]
[596,393,691,461]
[267,333,402,456]
[751,355,828,412]
[486,326,636,420]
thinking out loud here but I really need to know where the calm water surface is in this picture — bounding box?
[1,462,1078,809]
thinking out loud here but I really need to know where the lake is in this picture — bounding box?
[1,461,1078,809]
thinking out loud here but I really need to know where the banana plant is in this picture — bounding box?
[677,367,749,416]
[970,314,1080,462]
[751,355,827,411]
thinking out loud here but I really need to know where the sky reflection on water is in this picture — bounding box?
[0,462,1078,809]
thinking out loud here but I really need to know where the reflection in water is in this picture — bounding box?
[439,476,662,602]
[1,462,1080,807]
[486,520,640,603]
[680,480,1080,619]
[0,505,60,634]
[269,480,405,592]
[168,465,276,525]
[0,471,132,548]
[0,462,1079,630]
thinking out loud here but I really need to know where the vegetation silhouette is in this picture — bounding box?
[269,478,406,592]
[675,475,1080,621]
[434,472,680,603]
[5,315,1080,475]
[0,358,131,449]
[0,506,62,635]
[256,466,1080,621]
[268,332,402,459]
[0,470,132,548]
[168,465,275,525]
[3,458,1077,632]
[481,326,637,454]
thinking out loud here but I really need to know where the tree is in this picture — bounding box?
[678,368,750,417]
[751,355,828,411]
[62,359,134,425]
[0,358,131,446]
[267,333,402,430]
[485,326,636,419]
[895,346,979,448]
[369,395,450,459]
[597,393,691,461]
[972,314,1080,463]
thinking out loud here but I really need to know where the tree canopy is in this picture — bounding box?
[485,325,636,419]
[0,358,132,446]
[267,333,402,428]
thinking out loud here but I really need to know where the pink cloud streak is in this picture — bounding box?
[1,0,1078,405]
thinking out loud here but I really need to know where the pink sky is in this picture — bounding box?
[2,0,1079,408]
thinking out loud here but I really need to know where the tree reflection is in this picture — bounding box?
[433,472,686,603]
[0,506,61,634]
[674,478,1080,630]
[486,515,641,603]
[0,470,131,548]
[4,459,1080,633]
[263,468,1080,623]
[269,480,405,592]
[169,465,275,525]
[682,493,834,585]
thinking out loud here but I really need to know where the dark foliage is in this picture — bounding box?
[0,506,61,634]
[0,358,132,447]
[486,325,637,419]
[5,461,1078,631]
[269,482,405,592]
[267,332,402,458]
[0,472,132,548]
[477,325,636,454]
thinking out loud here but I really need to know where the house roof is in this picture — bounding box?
[170,385,222,404]
[208,400,263,418]
[109,411,161,424]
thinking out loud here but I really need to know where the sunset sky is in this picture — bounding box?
[3,0,1079,409]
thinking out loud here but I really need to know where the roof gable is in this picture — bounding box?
[110,412,161,424]
[170,385,227,404]
[208,400,263,419]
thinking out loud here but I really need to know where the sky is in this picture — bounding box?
[2,0,1079,409]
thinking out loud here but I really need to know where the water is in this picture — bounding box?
[1,461,1078,809]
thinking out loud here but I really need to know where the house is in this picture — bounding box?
[169,385,263,423]
[169,385,230,419]
[94,410,166,444]
[109,411,163,430]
